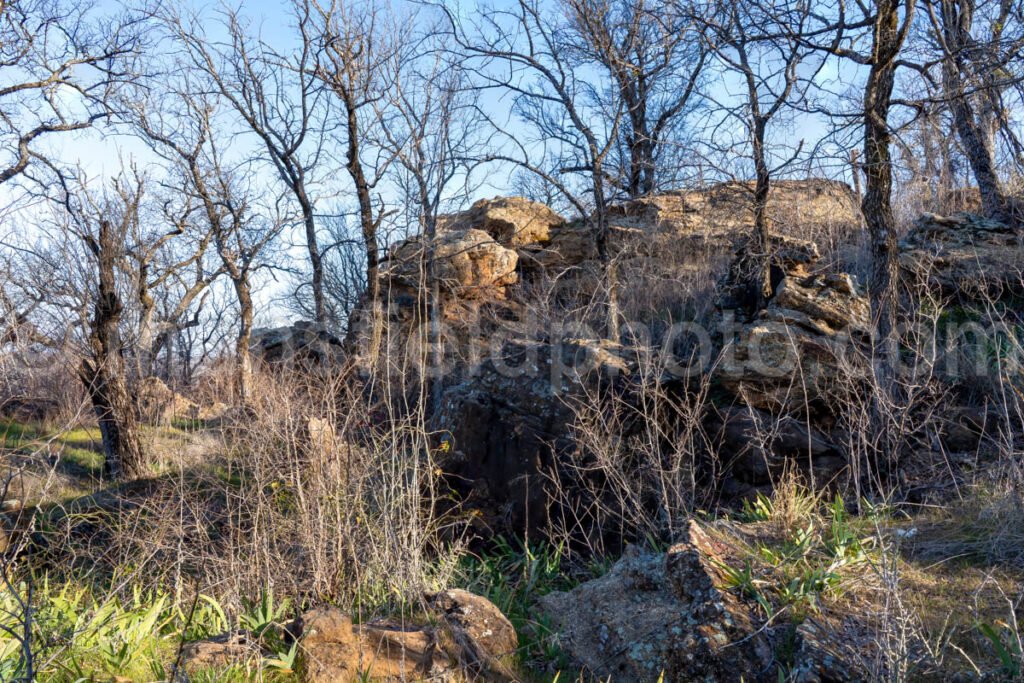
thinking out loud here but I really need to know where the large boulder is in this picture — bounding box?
[295,590,516,682]
[442,196,565,248]
[540,520,775,681]
[540,519,869,682]
[900,212,1024,299]
[251,321,344,365]
[385,228,519,299]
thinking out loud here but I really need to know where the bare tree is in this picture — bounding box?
[921,0,1024,222]
[132,83,280,404]
[61,173,148,479]
[696,0,810,310]
[0,0,145,187]
[439,0,625,338]
[126,190,220,380]
[169,3,335,325]
[802,0,917,342]
[309,0,396,311]
[565,0,707,198]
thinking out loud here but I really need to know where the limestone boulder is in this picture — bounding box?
[708,406,847,487]
[295,590,516,682]
[179,631,258,676]
[385,228,518,298]
[900,212,1024,299]
[443,196,565,248]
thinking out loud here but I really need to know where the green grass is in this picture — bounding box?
[0,576,299,682]
[457,537,611,680]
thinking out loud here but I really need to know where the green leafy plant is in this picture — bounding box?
[978,620,1023,679]
[239,589,289,638]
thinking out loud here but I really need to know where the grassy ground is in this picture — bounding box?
[0,418,1021,681]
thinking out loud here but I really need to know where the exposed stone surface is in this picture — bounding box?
[180,631,258,675]
[900,212,1024,298]
[296,608,450,682]
[516,181,857,276]
[718,271,870,413]
[541,519,871,682]
[540,520,774,681]
[442,196,565,248]
[294,590,516,682]
[429,589,519,680]
[435,338,633,533]
[251,321,344,365]
[608,180,861,240]
[385,228,519,299]
[135,376,196,425]
[709,406,847,487]
[791,617,873,682]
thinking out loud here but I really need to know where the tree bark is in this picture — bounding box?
[940,0,1012,223]
[751,117,773,308]
[862,0,909,346]
[80,220,145,480]
[296,185,327,324]
[592,159,620,340]
[233,278,254,405]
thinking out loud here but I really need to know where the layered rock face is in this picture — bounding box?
[379,181,861,305]
[385,228,519,299]
[608,179,861,238]
[900,211,1024,298]
[711,232,871,490]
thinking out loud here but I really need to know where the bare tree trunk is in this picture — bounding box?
[340,91,384,363]
[751,118,773,307]
[862,0,908,346]
[137,268,156,378]
[234,280,254,405]
[80,220,145,480]
[298,188,327,324]
[940,0,1012,222]
[850,148,863,201]
[337,93,379,305]
[592,159,620,340]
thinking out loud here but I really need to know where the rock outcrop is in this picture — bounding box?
[540,519,868,682]
[718,263,870,413]
[135,376,197,424]
[295,590,516,682]
[609,179,861,238]
[384,228,519,299]
[435,338,633,534]
[900,212,1024,298]
[518,180,860,275]
[251,321,345,365]
[709,231,870,491]
[442,196,565,248]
